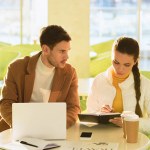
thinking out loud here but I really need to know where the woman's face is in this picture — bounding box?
[112,50,136,78]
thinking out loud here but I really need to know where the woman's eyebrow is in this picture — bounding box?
[124,63,131,65]
[114,59,131,65]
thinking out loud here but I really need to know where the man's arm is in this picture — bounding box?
[0,65,18,126]
[65,69,80,128]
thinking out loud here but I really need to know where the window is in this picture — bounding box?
[0,0,20,44]
[0,0,48,45]
[90,0,150,70]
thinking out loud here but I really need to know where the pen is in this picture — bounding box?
[20,141,38,148]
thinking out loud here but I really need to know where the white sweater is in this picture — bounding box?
[31,56,55,103]
[87,68,150,133]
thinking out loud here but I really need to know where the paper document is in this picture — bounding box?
[61,141,119,150]
[0,137,61,150]
[0,139,119,150]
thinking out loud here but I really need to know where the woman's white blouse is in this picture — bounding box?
[87,69,150,133]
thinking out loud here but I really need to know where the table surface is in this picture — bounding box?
[0,123,149,150]
[68,123,149,150]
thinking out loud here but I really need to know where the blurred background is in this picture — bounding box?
[1,0,150,84]
[1,0,150,139]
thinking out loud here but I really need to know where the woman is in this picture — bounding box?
[87,36,150,133]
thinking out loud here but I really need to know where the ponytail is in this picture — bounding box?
[132,63,143,117]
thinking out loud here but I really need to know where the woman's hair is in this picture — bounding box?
[112,36,143,117]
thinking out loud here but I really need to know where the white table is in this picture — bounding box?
[68,123,150,150]
[0,123,149,150]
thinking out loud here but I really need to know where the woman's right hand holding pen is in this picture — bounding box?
[101,104,114,113]
[101,104,122,127]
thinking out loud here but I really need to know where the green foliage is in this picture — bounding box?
[143,133,150,150]
[0,41,11,47]
[141,71,150,79]
[0,51,18,80]
[90,40,113,77]
[90,57,111,77]
[80,99,86,112]
[0,44,40,80]
[0,44,40,57]
[80,96,88,112]
[91,39,114,54]
[146,146,150,150]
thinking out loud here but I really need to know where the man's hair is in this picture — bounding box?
[39,25,71,49]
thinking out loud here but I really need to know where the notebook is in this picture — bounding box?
[12,103,66,141]
[78,112,121,124]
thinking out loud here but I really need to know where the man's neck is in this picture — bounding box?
[41,53,54,68]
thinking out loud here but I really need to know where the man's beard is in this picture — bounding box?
[47,58,55,67]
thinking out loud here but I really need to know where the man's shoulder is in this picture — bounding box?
[9,55,31,68]
[64,63,76,72]
[9,52,41,69]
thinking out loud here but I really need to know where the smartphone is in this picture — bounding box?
[80,132,92,140]
[43,143,61,150]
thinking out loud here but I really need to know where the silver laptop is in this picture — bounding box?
[12,103,66,141]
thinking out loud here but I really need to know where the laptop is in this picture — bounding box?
[12,103,66,141]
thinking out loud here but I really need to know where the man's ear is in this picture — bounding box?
[41,45,49,54]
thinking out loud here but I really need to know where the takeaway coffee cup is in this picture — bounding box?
[121,111,135,138]
[124,114,139,143]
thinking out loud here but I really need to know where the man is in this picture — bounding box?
[0,25,80,132]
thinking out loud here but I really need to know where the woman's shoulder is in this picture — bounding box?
[140,74,150,85]
[141,74,150,80]
[93,71,108,83]
[95,71,106,78]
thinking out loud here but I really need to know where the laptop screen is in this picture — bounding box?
[12,103,66,141]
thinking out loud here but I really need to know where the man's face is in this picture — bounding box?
[111,50,136,78]
[44,41,70,68]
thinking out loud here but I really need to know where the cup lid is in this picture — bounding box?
[121,111,135,118]
[124,114,139,121]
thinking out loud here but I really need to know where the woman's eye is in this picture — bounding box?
[124,64,130,67]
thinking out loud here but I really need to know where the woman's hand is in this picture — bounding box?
[101,104,122,127]
[109,117,123,127]
[101,104,114,113]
